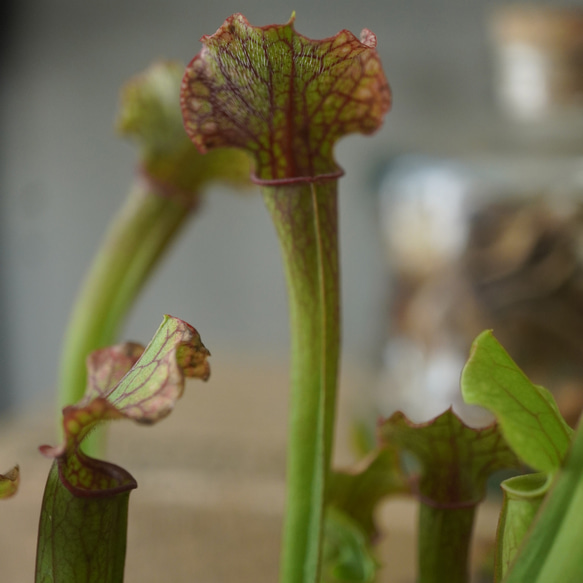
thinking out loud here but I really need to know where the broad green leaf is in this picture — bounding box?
[321,507,378,583]
[328,447,409,539]
[504,417,583,583]
[181,13,391,184]
[496,472,551,581]
[0,465,19,499]
[380,409,519,505]
[461,330,572,473]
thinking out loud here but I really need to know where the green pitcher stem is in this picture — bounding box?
[58,181,195,454]
[418,503,476,583]
[262,181,341,583]
[36,461,135,583]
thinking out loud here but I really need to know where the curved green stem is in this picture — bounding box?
[263,181,340,583]
[58,182,194,454]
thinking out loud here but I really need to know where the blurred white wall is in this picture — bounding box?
[0,0,565,409]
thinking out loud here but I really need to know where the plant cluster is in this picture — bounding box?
[2,13,583,583]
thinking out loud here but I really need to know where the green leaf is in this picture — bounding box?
[496,472,551,581]
[0,465,19,499]
[42,315,210,493]
[380,408,519,506]
[181,13,391,183]
[380,409,520,583]
[37,316,210,582]
[103,314,210,421]
[461,330,572,473]
[321,508,378,583]
[328,447,409,540]
[503,418,583,582]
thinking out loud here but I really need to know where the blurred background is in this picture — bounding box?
[3,0,583,425]
[6,2,583,581]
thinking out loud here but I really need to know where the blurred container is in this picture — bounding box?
[377,5,583,427]
[490,5,583,120]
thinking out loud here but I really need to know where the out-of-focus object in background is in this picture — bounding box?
[490,4,583,120]
[377,5,583,427]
